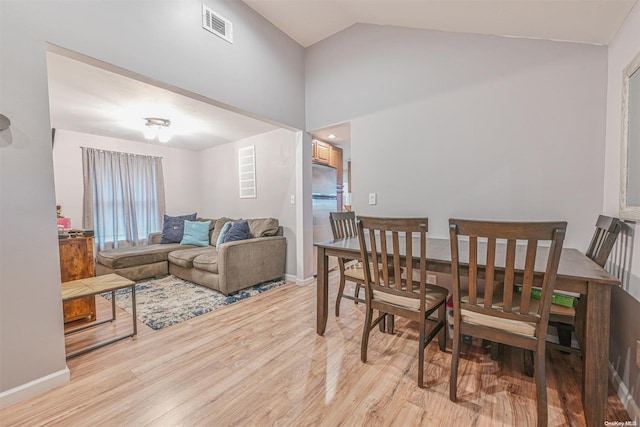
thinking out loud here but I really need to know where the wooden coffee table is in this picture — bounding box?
[62,273,137,359]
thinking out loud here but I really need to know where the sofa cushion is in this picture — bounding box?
[160,213,197,243]
[247,218,279,238]
[97,243,187,269]
[211,217,237,246]
[168,247,216,269]
[193,251,220,274]
[197,217,216,241]
[216,221,233,247]
[181,220,211,247]
[224,220,250,243]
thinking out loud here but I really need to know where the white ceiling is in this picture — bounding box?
[242,0,638,47]
[46,51,280,151]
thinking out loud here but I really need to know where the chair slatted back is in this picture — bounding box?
[448,219,567,328]
[586,215,623,267]
[330,211,357,240]
[357,217,429,309]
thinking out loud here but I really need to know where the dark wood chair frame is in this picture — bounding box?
[357,216,447,388]
[448,219,567,427]
[329,211,363,316]
[516,215,625,376]
[555,215,623,351]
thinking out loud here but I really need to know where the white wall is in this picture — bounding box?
[52,130,202,228]
[603,1,640,417]
[199,129,298,276]
[306,24,607,249]
[0,0,304,405]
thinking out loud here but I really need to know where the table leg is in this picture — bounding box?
[131,284,137,336]
[111,290,116,320]
[581,281,611,427]
[317,246,328,335]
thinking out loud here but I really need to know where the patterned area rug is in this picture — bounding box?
[103,275,286,330]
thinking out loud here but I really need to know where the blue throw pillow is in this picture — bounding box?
[223,219,250,243]
[216,221,233,247]
[180,220,211,247]
[160,213,197,243]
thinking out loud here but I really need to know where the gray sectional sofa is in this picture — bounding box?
[95,217,286,295]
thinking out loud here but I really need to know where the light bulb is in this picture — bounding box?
[144,123,157,140]
[158,126,171,143]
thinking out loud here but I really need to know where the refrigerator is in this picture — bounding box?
[312,164,338,274]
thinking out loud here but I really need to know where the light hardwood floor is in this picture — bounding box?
[1,272,631,426]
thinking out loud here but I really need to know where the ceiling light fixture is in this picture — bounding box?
[327,134,336,139]
[143,117,171,143]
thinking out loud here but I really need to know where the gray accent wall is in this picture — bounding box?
[0,0,304,403]
[305,23,608,250]
[604,0,640,417]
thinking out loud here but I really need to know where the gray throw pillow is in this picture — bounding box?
[223,219,250,243]
[160,213,197,243]
[211,217,236,246]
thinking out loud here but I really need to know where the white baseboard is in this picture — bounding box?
[288,274,314,286]
[0,367,70,410]
[609,363,640,422]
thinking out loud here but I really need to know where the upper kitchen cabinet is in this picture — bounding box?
[312,140,342,169]
[312,139,331,164]
[312,139,344,210]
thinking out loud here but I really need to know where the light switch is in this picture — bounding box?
[290,195,295,204]
[369,193,377,205]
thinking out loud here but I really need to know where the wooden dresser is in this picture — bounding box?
[59,235,96,323]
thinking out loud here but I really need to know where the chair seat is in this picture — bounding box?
[460,293,540,337]
[549,302,575,317]
[462,309,537,337]
[374,283,448,311]
[549,303,576,325]
[344,262,395,282]
[461,291,576,336]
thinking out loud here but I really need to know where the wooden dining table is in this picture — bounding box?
[314,236,621,427]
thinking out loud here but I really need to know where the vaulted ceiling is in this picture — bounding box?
[243,0,638,47]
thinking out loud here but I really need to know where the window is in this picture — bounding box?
[82,147,166,250]
[238,145,256,199]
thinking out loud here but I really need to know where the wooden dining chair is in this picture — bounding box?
[329,211,363,316]
[357,216,448,388]
[542,215,623,358]
[515,215,625,376]
[448,219,567,427]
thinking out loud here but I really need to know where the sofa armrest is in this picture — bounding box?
[217,236,286,295]
[148,232,163,245]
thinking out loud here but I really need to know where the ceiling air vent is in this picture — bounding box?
[202,5,233,43]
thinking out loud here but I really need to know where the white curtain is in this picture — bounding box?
[82,147,166,250]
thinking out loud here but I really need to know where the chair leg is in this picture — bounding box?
[438,304,446,352]
[534,347,548,427]
[524,350,534,377]
[418,320,426,388]
[361,304,373,363]
[335,274,347,317]
[555,323,573,353]
[388,314,395,334]
[379,311,386,332]
[354,283,361,305]
[490,343,503,361]
[450,326,460,401]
